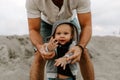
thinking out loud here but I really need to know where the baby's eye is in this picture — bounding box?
[64,32,69,35]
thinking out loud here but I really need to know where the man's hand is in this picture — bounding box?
[38,37,58,60]
[38,44,55,60]
[42,51,55,60]
[66,46,83,64]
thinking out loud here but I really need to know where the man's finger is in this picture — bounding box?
[43,52,52,56]
[43,52,55,60]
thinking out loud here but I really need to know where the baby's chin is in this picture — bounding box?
[58,42,67,45]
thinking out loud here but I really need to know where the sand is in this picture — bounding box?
[0,35,120,80]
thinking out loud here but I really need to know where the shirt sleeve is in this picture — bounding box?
[26,0,41,18]
[76,0,91,13]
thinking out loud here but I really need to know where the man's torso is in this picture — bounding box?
[26,0,90,24]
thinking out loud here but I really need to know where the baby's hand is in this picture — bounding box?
[47,37,58,52]
[54,57,67,70]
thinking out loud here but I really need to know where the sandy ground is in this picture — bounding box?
[0,35,120,80]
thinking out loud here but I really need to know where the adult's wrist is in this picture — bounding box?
[34,44,42,52]
[76,44,84,54]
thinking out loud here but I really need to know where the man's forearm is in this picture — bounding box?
[77,12,92,48]
[28,18,42,49]
[79,25,92,48]
[29,29,43,49]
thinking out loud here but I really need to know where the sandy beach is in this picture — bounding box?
[0,35,120,80]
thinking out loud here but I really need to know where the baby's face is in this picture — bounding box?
[54,24,72,45]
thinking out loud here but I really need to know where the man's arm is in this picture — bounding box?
[28,18,43,50]
[67,12,92,63]
[77,12,92,48]
[28,18,55,59]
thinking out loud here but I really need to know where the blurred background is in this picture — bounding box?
[0,0,120,36]
[0,1,120,80]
